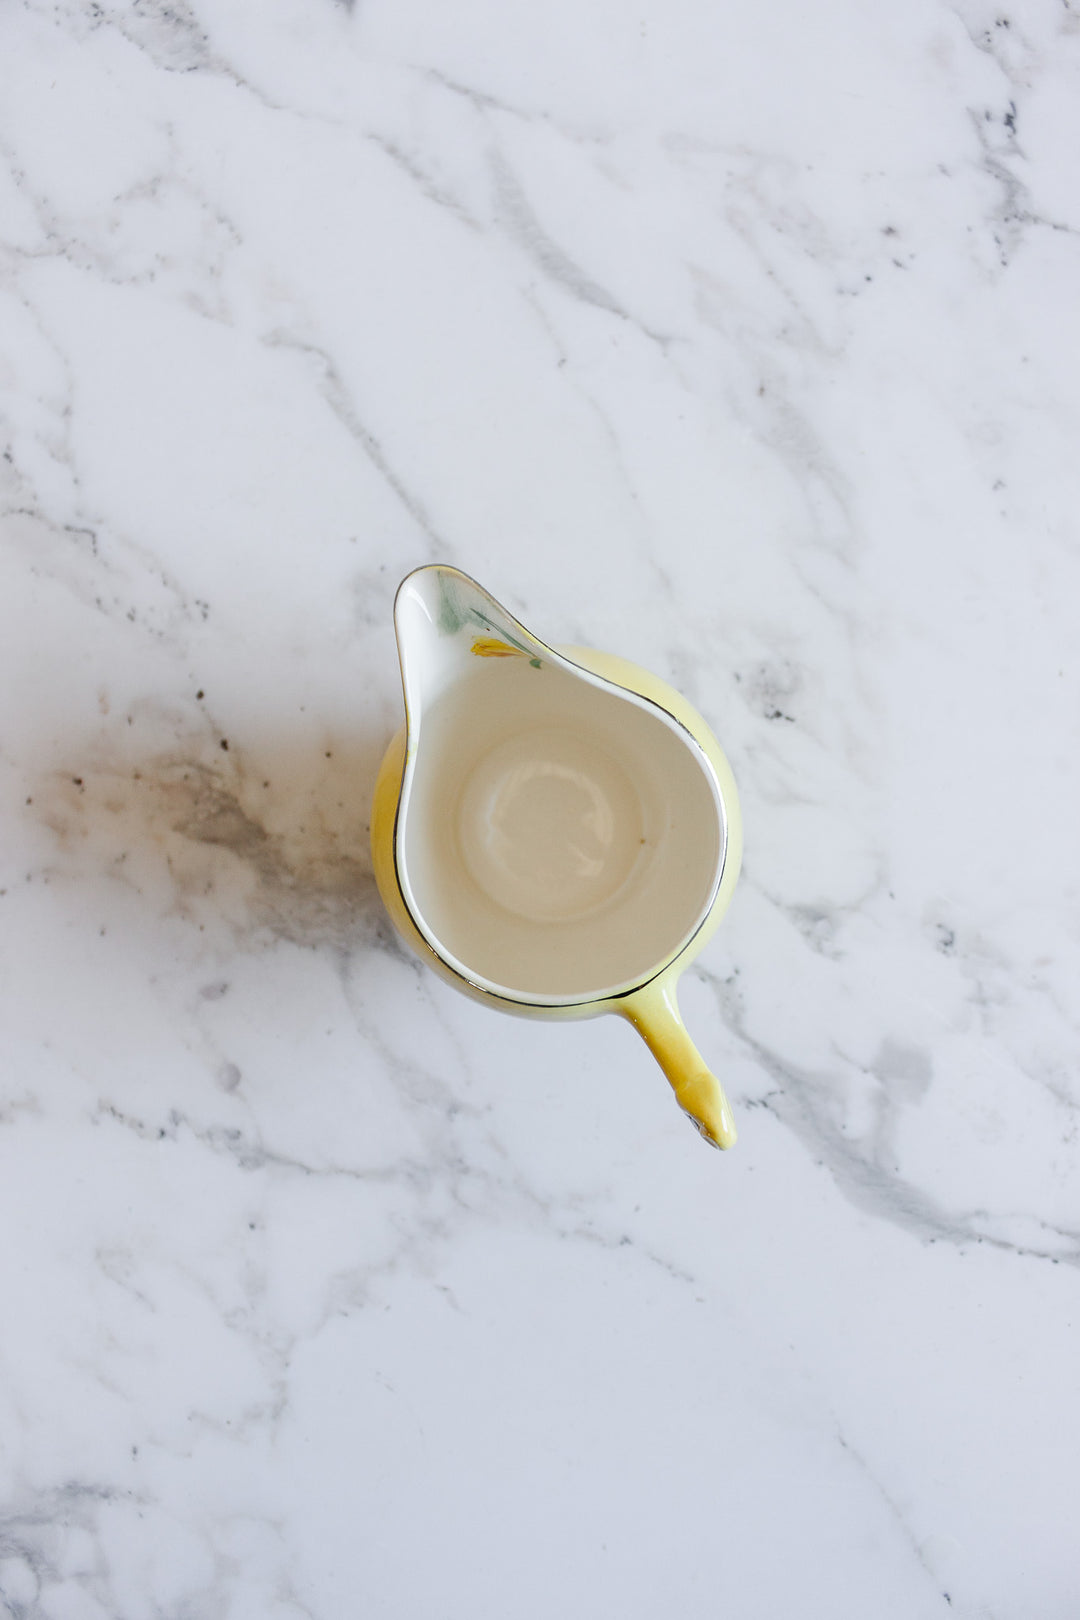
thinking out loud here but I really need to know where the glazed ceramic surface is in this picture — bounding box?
[2,2,1080,1617]
[372,566,742,1145]
[390,569,727,1002]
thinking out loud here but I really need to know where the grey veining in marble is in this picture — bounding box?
[2,1,1079,1616]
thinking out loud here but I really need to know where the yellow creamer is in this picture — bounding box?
[371,566,742,1149]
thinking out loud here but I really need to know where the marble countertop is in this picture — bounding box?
[2,2,1079,1615]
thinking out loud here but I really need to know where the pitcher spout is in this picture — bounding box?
[394,565,548,721]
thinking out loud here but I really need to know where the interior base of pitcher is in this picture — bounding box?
[457,726,648,925]
[402,660,722,1002]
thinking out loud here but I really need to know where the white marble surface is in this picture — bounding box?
[2,0,1079,1614]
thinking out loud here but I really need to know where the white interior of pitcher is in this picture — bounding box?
[397,651,726,1005]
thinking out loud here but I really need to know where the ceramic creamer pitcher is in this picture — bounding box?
[370,566,742,1149]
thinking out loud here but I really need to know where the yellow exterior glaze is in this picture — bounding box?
[370,641,743,1149]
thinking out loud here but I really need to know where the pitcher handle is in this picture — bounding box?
[618,977,737,1150]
